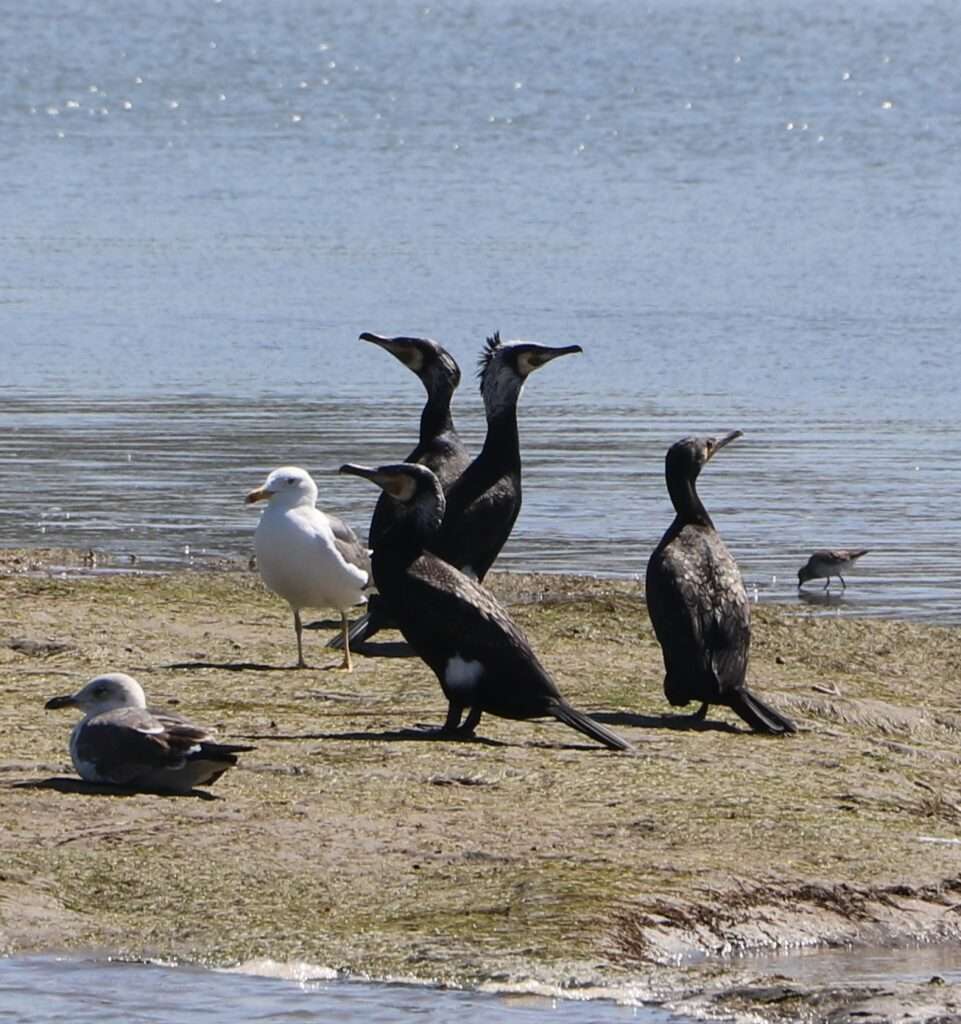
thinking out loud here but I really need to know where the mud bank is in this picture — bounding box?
[1,548,960,1021]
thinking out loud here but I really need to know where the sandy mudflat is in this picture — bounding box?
[1,548,960,1021]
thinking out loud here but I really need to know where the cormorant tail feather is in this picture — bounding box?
[726,689,796,735]
[549,700,634,751]
[327,597,392,649]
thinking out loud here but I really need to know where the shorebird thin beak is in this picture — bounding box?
[708,430,743,460]
[44,694,77,710]
[245,486,272,504]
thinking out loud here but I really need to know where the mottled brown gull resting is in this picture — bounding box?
[798,549,870,590]
[44,673,254,793]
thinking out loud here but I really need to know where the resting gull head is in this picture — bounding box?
[45,672,147,715]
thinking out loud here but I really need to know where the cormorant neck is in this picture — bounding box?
[667,470,713,529]
[375,491,446,565]
[478,402,520,469]
[419,386,456,444]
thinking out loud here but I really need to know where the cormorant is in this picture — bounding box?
[246,466,369,670]
[429,332,582,580]
[645,432,796,734]
[339,461,633,751]
[329,332,471,650]
[45,673,255,792]
[798,549,870,590]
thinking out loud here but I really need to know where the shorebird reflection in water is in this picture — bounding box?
[645,431,796,735]
[339,461,633,751]
[329,332,470,651]
[798,549,870,590]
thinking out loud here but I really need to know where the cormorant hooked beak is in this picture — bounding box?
[520,343,583,374]
[340,463,418,502]
[359,332,426,373]
[706,430,743,460]
[44,693,78,710]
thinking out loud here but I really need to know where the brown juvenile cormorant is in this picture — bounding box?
[798,549,869,590]
[645,432,796,734]
[429,331,582,581]
[329,332,471,650]
[340,461,633,751]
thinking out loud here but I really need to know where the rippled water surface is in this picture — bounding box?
[2,0,961,622]
[0,957,665,1023]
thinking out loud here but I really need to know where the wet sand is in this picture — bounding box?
[1,548,960,1021]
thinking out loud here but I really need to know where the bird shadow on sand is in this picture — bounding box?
[10,776,219,800]
[166,660,292,672]
[166,660,329,672]
[303,616,341,631]
[304,618,415,658]
[237,727,509,747]
[354,641,414,659]
[590,710,742,734]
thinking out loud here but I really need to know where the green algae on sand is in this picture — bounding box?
[2,551,961,1018]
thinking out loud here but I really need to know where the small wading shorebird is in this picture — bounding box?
[340,461,634,751]
[44,673,254,793]
[329,331,471,651]
[798,549,870,590]
[246,466,370,670]
[645,431,796,734]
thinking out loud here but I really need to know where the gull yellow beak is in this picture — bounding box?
[245,486,272,504]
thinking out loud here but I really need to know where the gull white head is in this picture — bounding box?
[45,672,148,715]
[246,466,319,509]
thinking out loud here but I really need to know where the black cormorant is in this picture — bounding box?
[645,432,796,734]
[330,332,471,649]
[429,331,582,581]
[798,549,869,590]
[340,461,633,751]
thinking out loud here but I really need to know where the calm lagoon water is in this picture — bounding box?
[2,0,961,1016]
[2,0,960,623]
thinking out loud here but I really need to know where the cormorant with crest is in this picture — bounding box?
[329,332,470,649]
[429,331,582,580]
[645,431,796,734]
[340,461,633,751]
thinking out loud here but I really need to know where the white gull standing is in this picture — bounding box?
[44,673,254,793]
[246,466,370,670]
